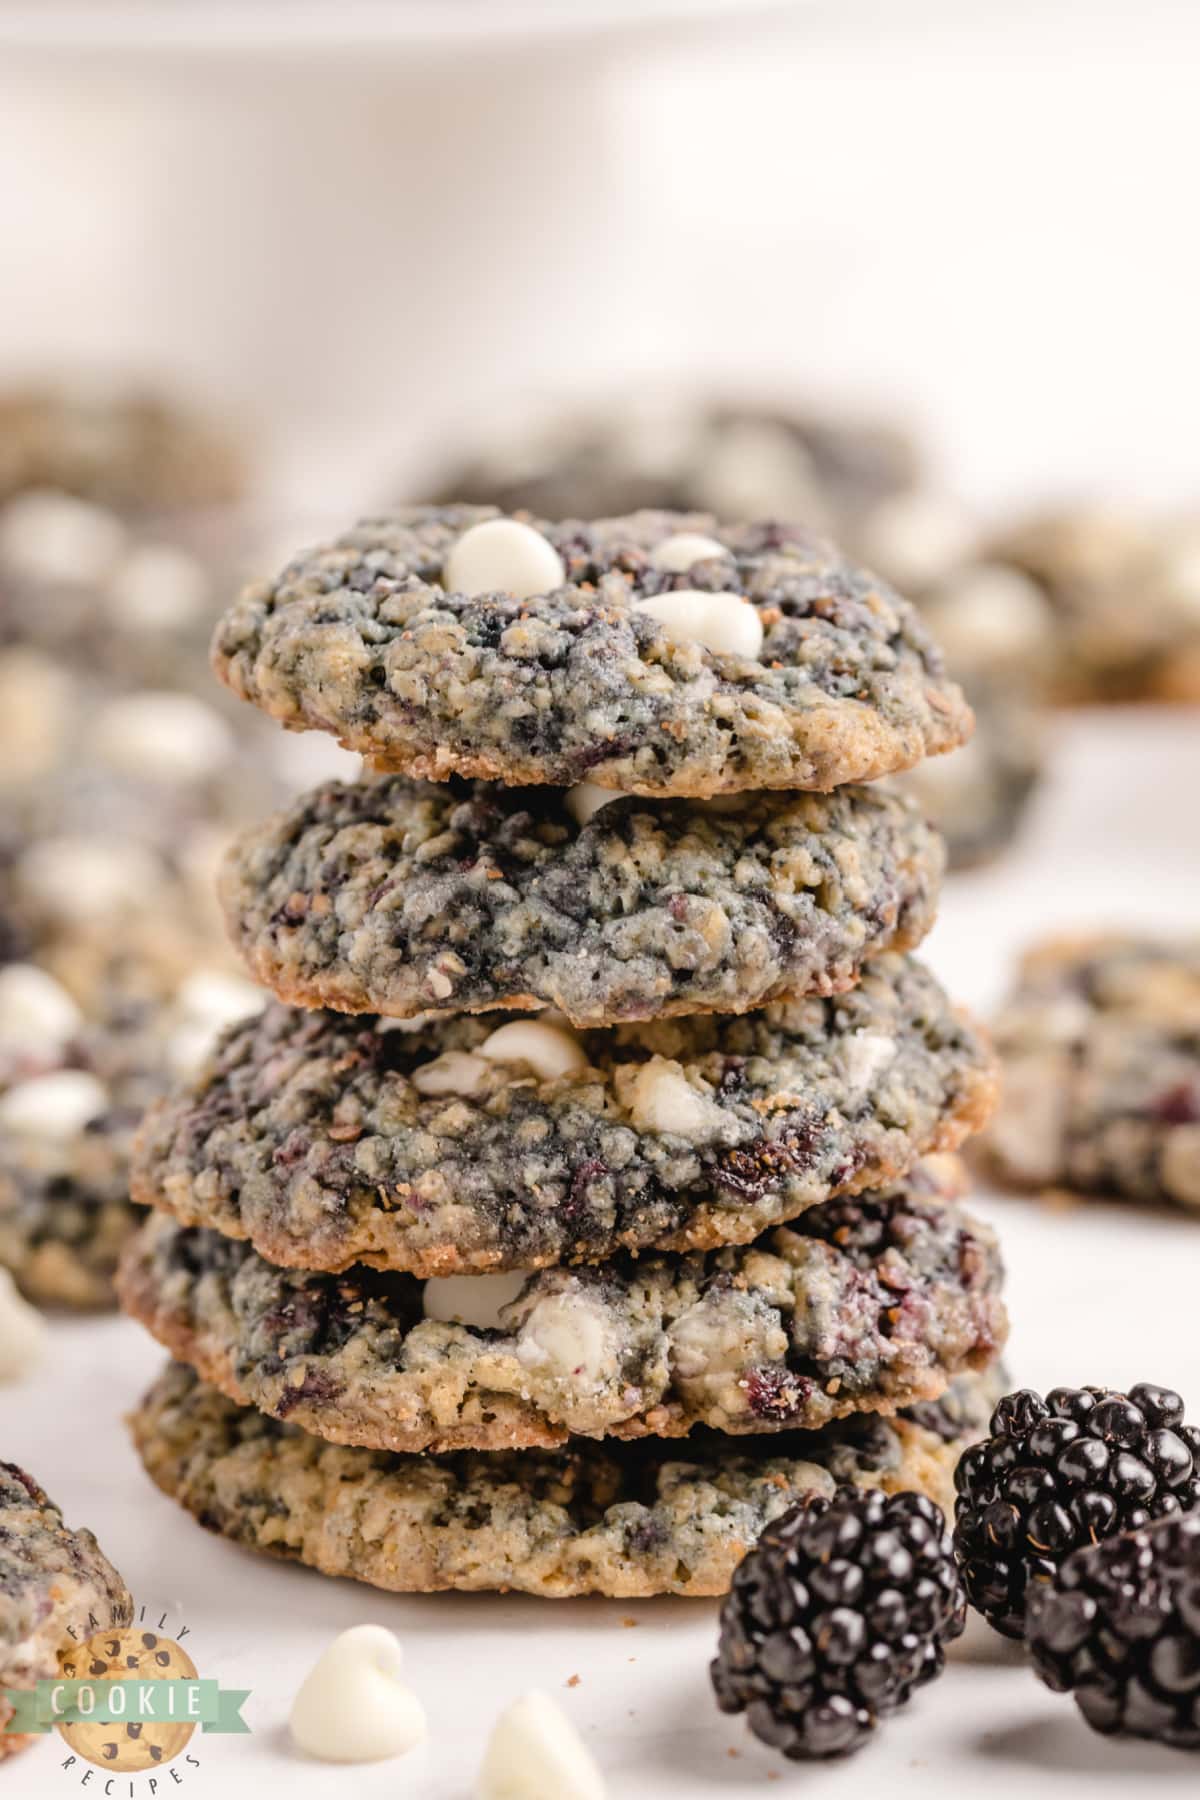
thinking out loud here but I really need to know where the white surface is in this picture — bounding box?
[8,705,1200,1798]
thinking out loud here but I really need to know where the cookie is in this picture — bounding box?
[0,385,242,512]
[989,506,1200,705]
[211,506,972,797]
[220,774,943,1027]
[427,398,919,536]
[0,1463,132,1759]
[898,675,1043,869]
[117,1163,1006,1453]
[128,1359,996,1600]
[131,954,997,1277]
[0,960,262,1307]
[981,935,1200,1208]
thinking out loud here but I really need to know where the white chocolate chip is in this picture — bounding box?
[564,782,619,828]
[93,692,236,785]
[106,543,210,630]
[0,1069,108,1139]
[924,563,1054,670]
[839,1030,897,1097]
[411,1049,493,1099]
[479,1021,587,1083]
[0,1269,48,1383]
[515,1289,613,1386]
[423,1271,527,1330]
[168,971,266,1077]
[289,1624,427,1765]
[0,964,82,1061]
[478,1690,605,1800]
[269,730,363,792]
[634,589,763,660]
[17,835,165,924]
[444,518,566,601]
[624,1055,717,1140]
[858,491,975,592]
[649,532,728,574]
[0,490,126,585]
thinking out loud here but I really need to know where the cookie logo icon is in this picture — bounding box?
[56,1629,198,1773]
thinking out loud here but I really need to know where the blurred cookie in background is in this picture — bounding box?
[980,934,1200,1212]
[425,393,921,540]
[0,956,262,1308]
[988,504,1200,704]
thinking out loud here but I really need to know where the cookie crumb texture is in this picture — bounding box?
[128,1361,996,1600]
[983,935,1200,1210]
[117,1171,1006,1452]
[132,954,997,1277]
[222,776,943,1027]
[0,1462,132,1759]
[211,507,972,797]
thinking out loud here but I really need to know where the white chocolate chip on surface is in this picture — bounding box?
[924,563,1054,670]
[289,1624,427,1764]
[168,971,266,1077]
[0,490,126,586]
[477,1690,605,1800]
[634,589,764,660]
[0,964,82,1061]
[444,518,566,601]
[106,543,210,630]
[515,1289,613,1386]
[479,1021,587,1083]
[0,1069,108,1139]
[0,1269,48,1383]
[564,782,620,828]
[93,691,236,785]
[839,1030,897,1097]
[411,1049,493,1099]
[649,531,728,573]
[17,835,165,924]
[423,1271,527,1330]
[624,1055,717,1140]
[0,648,74,784]
[858,490,974,592]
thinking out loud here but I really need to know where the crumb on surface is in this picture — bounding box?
[566,1674,580,1688]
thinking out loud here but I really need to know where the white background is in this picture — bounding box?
[1,0,1199,513]
[9,705,1200,1798]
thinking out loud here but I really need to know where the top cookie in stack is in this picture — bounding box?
[121,506,1004,1601]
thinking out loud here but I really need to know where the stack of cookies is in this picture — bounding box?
[120,506,1007,1599]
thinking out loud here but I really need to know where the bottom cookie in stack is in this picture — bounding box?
[128,1360,1003,1601]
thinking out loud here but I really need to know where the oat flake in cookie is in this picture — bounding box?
[131,953,997,1278]
[211,507,972,797]
[0,1463,132,1759]
[128,1359,997,1601]
[221,774,944,1027]
[982,934,1200,1209]
[117,1163,1006,1453]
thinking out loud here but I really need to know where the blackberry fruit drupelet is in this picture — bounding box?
[954,1383,1200,1639]
[1027,1510,1200,1749]
[710,1487,965,1759]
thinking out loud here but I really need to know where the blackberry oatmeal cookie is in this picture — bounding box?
[131,954,997,1277]
[0,957,262,1306]
[426,396,920,537]
[128,1359,998,1600]
[211,506,973,796]
[117,1162,1006,1453]
[221,774,943,1026]
[0,1463,131,1759]
[898,674,1044,870]
[981,934,1200,1208]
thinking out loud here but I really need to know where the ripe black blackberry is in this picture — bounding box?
[1028,1510,1200,1748]
[710,1487,965,1759]
[954,1383,1200,1638]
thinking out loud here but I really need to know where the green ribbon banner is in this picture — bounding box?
[2,1679,250,1735]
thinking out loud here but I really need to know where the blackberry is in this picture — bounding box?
[954,1383,1200,1638]
[710,1487,965,1759]
[1028,1510,1200,1748]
